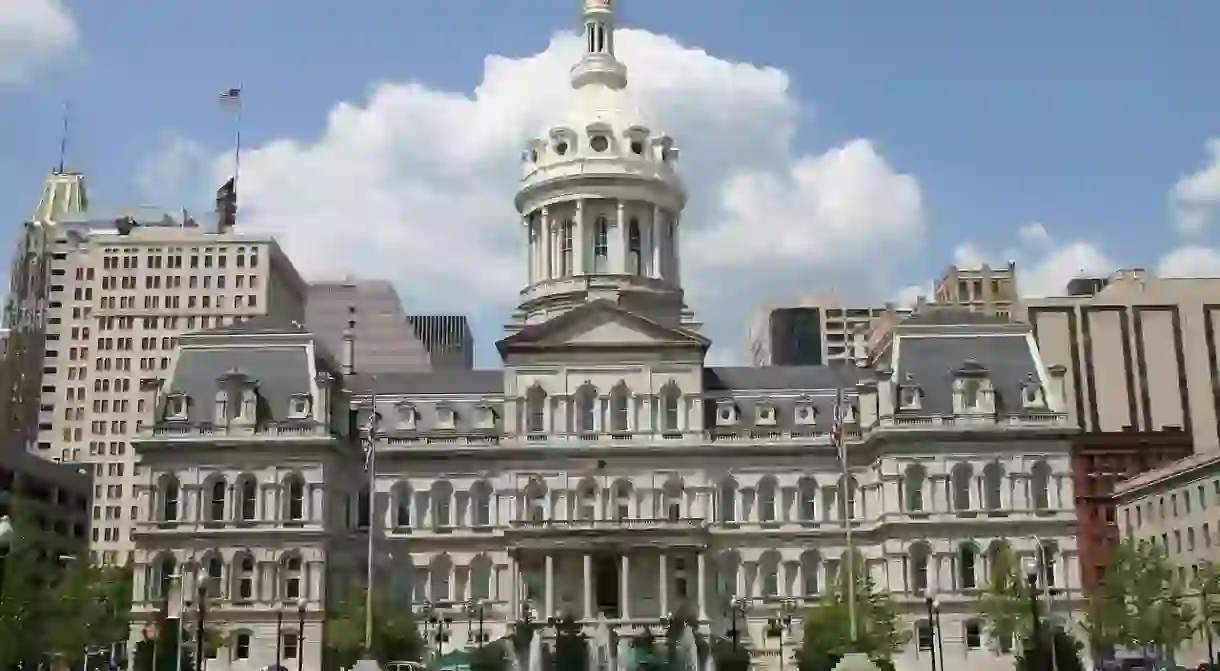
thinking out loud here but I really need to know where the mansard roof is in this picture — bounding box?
[346,370,503,397]
[703,365,859,392]
[168,344,315,424]
[892,332,1041,416]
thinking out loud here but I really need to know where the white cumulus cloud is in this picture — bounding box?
[1157,245,1220,277]
[147,27,925,364]
[1171,137,1220,235]
[0,0,78,86]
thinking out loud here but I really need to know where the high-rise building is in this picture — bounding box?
[0,172,307,563]
[129,3,1082,670]
[933,261,1019,318]
[0,446,92,560]
[406,314,474,369]
[1023,269,1219,588]
[305,279,435,373]
[748,296,912,366]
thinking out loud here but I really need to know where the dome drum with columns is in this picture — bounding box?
[125,3,1085,671]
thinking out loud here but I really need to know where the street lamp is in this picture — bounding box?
[1024,559,1044,669]
[275,603,286,671]
[727,597,749,652]
[766,601,795,671]
[467,599,488,648]
[923,588,939,671]
[196,572,208,671]
[297,598,307,671]
[0,515,14,599]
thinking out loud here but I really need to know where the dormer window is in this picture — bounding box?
[165,393,189,421]
[396,404,417,431]
[756,404,777,426]
[953,359,995,415]
[288,394,311,420]
[475,405,498,430]
[589,135,609,153]
[1021,373,1046,408]
[794,403,816,425]
[630,140,644,155]
[898,373,923,411]
[436,406,457,430]
[555,141,569,156]
[717,401,739,426]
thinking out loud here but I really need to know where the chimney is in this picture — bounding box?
[341,330,355,375]
[216,177,237,232]
[1047,364,1067,413]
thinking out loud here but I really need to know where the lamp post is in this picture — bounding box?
[1025,560,1044,671]
[276,604,285,671]
[467,599,488,648]
[195,573,208,671]
[0,514,14,599]
[297,598,307,671]
[924,590,939,671]
[728,597,749,652]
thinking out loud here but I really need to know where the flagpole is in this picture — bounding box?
[233,85,243,193]
[837,382,859,643]
[363,383,379,656]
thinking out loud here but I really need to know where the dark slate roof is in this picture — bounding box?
[893,334,1040,415]
[703,365,859,391]
[345,370,503,397]
[899,308,1015,327]
[168,346,313,423]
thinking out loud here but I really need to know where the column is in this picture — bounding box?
[509,553,519,617]
[696,551,708,620]
[526,216,535,284]
[658,552,668,616]
[651,205,663,279]
[541,208,552,280]
[545,553,555,617]
[583,553,593,620]
[574,199,586,275]
[613,200,627,273]
[620,554,631,619]
[671,214,681,284]
[593,397,603,432]
[626,395,636,432]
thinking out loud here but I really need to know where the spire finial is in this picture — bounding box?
[56,100,71,175]
[571,0,627,90]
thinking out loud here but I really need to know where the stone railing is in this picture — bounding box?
[508,517,707,531]
[149,421,331,438]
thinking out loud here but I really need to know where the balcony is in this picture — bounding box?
[505,516,710,549]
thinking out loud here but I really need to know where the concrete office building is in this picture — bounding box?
[128,3,1083,669]
[748,296,912,366]
[0,446,92,560]
[1115,451,1220,665]
[305,279,434,373]
[1023,269,1220,586]
[406,315,475,370]
[933,262,1019,318]
[0,173,307,563]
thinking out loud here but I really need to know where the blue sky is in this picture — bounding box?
[3,0,1220,367]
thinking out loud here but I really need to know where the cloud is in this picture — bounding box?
[1171,137,1220,235]
[951,228,1118,298]
[1016,221,1051,248]
[0,0,78,86]
[134,134,210,205]
[148,27,925,364]
[1157,245,1220,277]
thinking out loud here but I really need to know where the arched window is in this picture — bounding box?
[161,475,181,522]
[152,555,176,600]
[910,543,931,592]
[525,479,548,522]
[395,485,413,529]
[719,478,738,523]
[800,551,821,595]
[959,544,978,589]
[560,221,574,276]
[208,479,226,522]
[470,556,492,601]
[235,555,256,601]
[662,478,683,522]
[593,216,609,271]
[628,219,642,274]
[575,384,597,433]
[1040,543,1058,588]
[1031,461,1051,511]
[797,478,817,522]
[983,462,1004,511]
[609,382,629,432]
[430,555,453,602]
[760,551,781,597]
[757,477,778,523]
[577,479,598,521]
[964,379,981,408]
[525,385,547,433]
[904,464,926,513]
[471,481,492,527]
[952,463,974,511]
[283,555,303,600]
[233,632,252,661]
[431,481,454,528]
[238,476,257,521]
[285,475,306,521]
[661,382,681,432]
[837,476,859,520]
[611,480,631,520]
[204,555,223,598]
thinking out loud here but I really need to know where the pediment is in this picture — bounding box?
[497,300,709,354]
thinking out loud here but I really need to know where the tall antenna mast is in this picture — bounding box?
[57,100,71,174]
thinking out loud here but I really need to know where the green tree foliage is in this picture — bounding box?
[1197,562,1220,639]
[131,609,196,671]
[44,561,135,664]
[1085,539,1196,656]
[977,542,1033,652]
[469,640,511,671]
[0,513,51,669]
[1016,626,1086,671]
[795,553,908,671]
[709,636,752,671]
[553,614,591,671]
[324,579,425,669]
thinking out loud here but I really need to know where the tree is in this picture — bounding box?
[1197,562,1220,641]
[553,614,590,671]
[469,640,511,671]
[977,542,1033,653]
[324,579,424,669]
[1085,539,1195,659]
[44,561,135,665]
[0,513,52,670]
[795,553,908,671]
[709,636,752,671]
[131,608,196,671]
[1016,626,1086,671]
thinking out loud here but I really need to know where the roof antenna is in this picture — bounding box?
[56,100,71,174]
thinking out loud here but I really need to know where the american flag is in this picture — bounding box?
[218,87,242,104]
[363,394,379,473]
[831,387,845,456]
